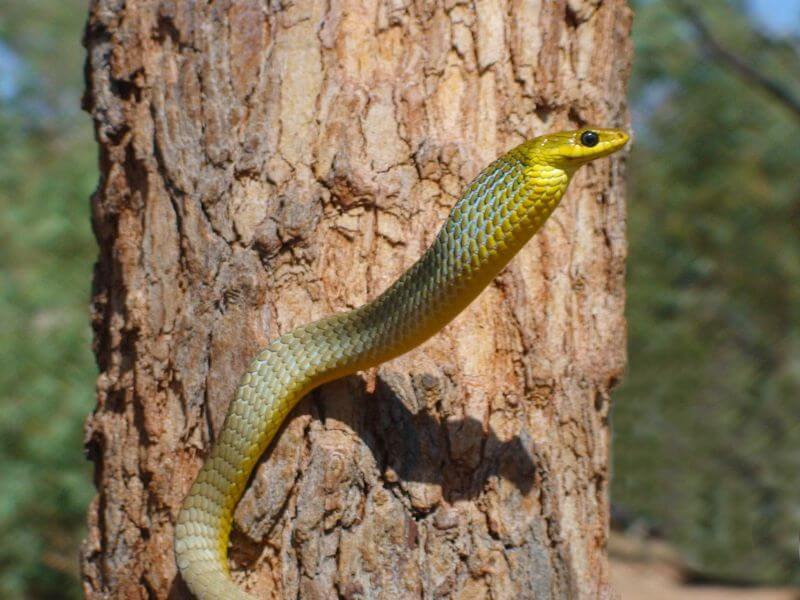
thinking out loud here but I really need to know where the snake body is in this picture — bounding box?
[174,128,628,599]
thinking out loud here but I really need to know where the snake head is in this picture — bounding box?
[523,127,629,172]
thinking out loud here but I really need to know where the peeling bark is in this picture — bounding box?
[81,0,632,598]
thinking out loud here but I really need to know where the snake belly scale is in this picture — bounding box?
[174,127,629,599]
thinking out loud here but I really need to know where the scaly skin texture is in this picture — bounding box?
[174,128,629,599]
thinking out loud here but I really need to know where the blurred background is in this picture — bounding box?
[0,0,798,597]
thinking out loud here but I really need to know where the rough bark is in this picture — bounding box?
[81,0,631,598]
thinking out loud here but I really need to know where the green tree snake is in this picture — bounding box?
[174,127,629,599]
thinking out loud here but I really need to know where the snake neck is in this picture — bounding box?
[347,151,570,367]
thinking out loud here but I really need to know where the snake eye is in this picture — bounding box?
[580,130,599,147]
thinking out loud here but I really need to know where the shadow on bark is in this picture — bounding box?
[373,370,537,499]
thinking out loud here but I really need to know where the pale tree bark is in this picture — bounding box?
[81,0,631,598]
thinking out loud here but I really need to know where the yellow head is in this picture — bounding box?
[521,127,629,173]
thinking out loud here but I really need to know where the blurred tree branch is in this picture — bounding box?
[670,0,800,122]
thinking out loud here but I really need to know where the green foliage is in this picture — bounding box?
[614,0,800,585]
[0,1,96,598]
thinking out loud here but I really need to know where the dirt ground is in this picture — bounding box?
[608,533,799,600]
[610,558,799,600]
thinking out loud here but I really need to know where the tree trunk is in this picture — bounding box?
[81,0,631,598]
